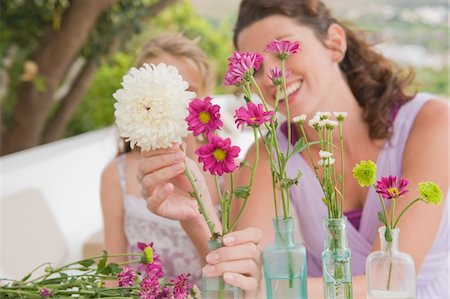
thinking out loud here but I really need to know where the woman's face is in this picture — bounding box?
[237,15,345,118]
[144,53,206,97]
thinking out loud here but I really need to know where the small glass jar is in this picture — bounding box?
[366,227,416,299]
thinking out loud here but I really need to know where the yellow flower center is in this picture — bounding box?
[388,187,400,198]
[213,149,227,161]
[143,246,154,263]
[199,111,211,124]
[250,117,257,121]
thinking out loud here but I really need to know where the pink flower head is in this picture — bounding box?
[39,288,52,298]
[137,242,164,278]
[195,135,240,176]
[170,273,193,299]
[186,97,223,136]
[267,67,284,86]
[224,51,264,86]
[265,40,301,60]
[157,286,171,299]
[117,265,136,287]
[139,276,160,299]
[234,102,274,128]
[376,175,409,200]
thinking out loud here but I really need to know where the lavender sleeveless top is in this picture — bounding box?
[117,155,202,284]
[276,93,449,298]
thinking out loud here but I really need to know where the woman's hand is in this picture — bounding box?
[203,228,264,298]
[138,144,210,221]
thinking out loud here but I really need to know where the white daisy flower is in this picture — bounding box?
[333,112,348,121]
[293,114,307,124]
[323,119,338,129]
[318,157,335,167]
[315,111,331,120]
[113,63,195,151]
[319,150,333,159]
[308,116,321,129]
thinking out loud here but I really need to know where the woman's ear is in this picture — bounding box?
[325,23,347,63]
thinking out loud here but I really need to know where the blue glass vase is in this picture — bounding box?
[322,217,353,299]
[263,217,308,299]
[202,238,243,299]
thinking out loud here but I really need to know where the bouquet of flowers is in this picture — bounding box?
[0,242,197,299]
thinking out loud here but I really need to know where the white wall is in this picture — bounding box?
[0,127,117,277]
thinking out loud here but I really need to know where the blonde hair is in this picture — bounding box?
[136,33,214,94]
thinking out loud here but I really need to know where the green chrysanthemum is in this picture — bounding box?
[418,181,443,205]
[352,160,377,187]
[143,246,154,264]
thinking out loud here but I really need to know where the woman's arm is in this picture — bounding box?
[100,159,128,263]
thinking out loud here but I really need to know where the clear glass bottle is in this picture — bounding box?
[202,237,243,299]
[263,217,308,299]
[366,227,416,299]
[322,217,353,299]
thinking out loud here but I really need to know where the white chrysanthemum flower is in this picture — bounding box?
[318,157,335,167]
[333,112,348,121]
[114,63,195,151]
[319,150,333,159]
[293,114,307,124]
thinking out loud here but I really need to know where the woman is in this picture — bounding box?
[101,33,218,285]
[138,1,449,297]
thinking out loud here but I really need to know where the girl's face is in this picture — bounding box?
[237,15,346,119]
[145,53,205,97]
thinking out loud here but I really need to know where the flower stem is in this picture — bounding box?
[393,198,422,228]
[183,162,217,239]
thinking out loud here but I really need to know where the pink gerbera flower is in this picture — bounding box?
[139,276,160,299]
[376,175,409,200]
[186,97,223,136]
[137,242,163,278]
[170,273,193,299]
[117,265,136,287]
[265,40,301,60]
[224,51,264,86]
[195,135,241,175]
[234,102,274,128]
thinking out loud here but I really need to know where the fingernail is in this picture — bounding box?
[223,235,235,245]
[202,265,215,274]
[223,273,234,283]
[206,253,218,263]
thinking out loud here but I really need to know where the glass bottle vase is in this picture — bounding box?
[263,217,308,299]
[322,217,353,299]
[366,227,416,299]
[202,237,243,299]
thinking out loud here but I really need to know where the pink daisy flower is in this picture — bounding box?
[195,135,241,176]
[376,175,409,200]
[234,102,274,128]
[139,276,160,299]
[224,51,264,86]
[265,40,301,60]
[137,242,163,278]
[117,265,136,287]
[39,288,53,298]
[186,97,223,136]
[170,273,193,299]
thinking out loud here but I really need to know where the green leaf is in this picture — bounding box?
[377,211,387,225]
[96,251,107,274]
[108,263,121,275]
[78,259,95,267]
[234,186,251,199]
[290,137,306,156]
[32,75,46,92]
[384,227,393,242]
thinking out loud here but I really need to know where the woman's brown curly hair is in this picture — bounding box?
[233,0,416,140]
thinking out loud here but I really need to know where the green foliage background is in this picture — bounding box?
[65,0,235,137]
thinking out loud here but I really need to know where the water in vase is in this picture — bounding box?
[267,276,307,299]
[324,282,352,299]
[368,290,415,299]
